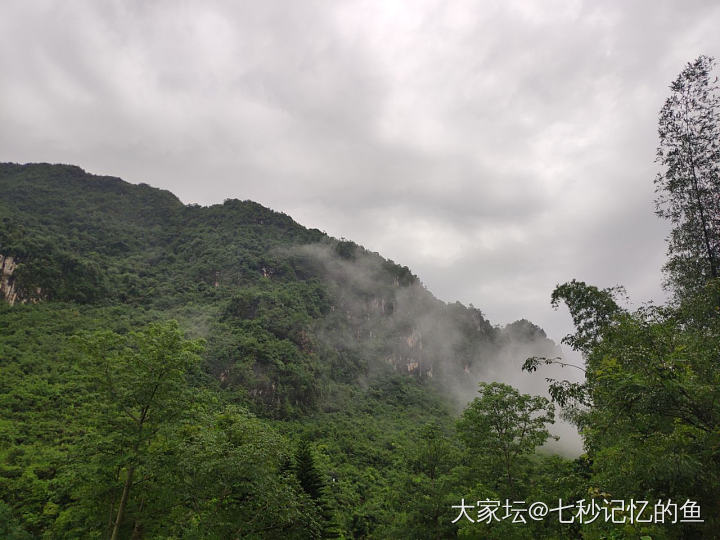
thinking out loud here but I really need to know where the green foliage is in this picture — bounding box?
[457,382,556,494]
[160,406,324,539]
[0,502,32,540]
[296,438,326,501]
[387,423,464,539]
[71,321,204,539]
[0,163,584,538]
[293,438,342,538]
[550,280,625,355]
[544,277,720,538]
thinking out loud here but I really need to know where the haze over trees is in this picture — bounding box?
[1,55,719,539]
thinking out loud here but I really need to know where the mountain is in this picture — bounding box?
[0,162,558,416]
[0,162,560,538]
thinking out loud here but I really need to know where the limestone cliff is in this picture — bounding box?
[0,254,18,305]
[0,254,42,305]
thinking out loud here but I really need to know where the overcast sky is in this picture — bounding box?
[2,0,720,345]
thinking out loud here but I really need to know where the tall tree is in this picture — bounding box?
[396,423,462,540]
[655,55,720,296]
[78,321,204,540]
[293,438,342,539]
[457,382,555,493]
[295,438,325,501]
[544,278,720,538]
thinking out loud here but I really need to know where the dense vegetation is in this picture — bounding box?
[2,55,720,539]
[0,161,564,538]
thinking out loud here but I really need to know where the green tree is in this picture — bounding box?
[160,406,324,539]
[521,279,626,422]
[388,423,463,540]
[77,320,204,540]
[457,382,555,493]
[542,279,720,538]
[0,502,32,540]
[294,438,341,539]
[655,54,720,296]
[295,438,325,501]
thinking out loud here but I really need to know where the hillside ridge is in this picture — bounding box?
[0,161,557,415]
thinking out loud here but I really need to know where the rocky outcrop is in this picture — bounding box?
[0,254,42,305]
[0,254,19,305]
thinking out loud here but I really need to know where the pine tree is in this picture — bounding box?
[294,439,342,538]
[655,55,720,297]
[294,438,325,501]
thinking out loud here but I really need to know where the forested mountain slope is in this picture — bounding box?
[0,162,557,416]
[5,54,720,540]
[0,162,561,538]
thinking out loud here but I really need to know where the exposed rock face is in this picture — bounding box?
[0,254,19,305]
[0,254,42,305]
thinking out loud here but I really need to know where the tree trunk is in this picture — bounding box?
[505,451,514,491]
[110,465,135,540]
[106,494,116,540]
[131,496,145,539]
